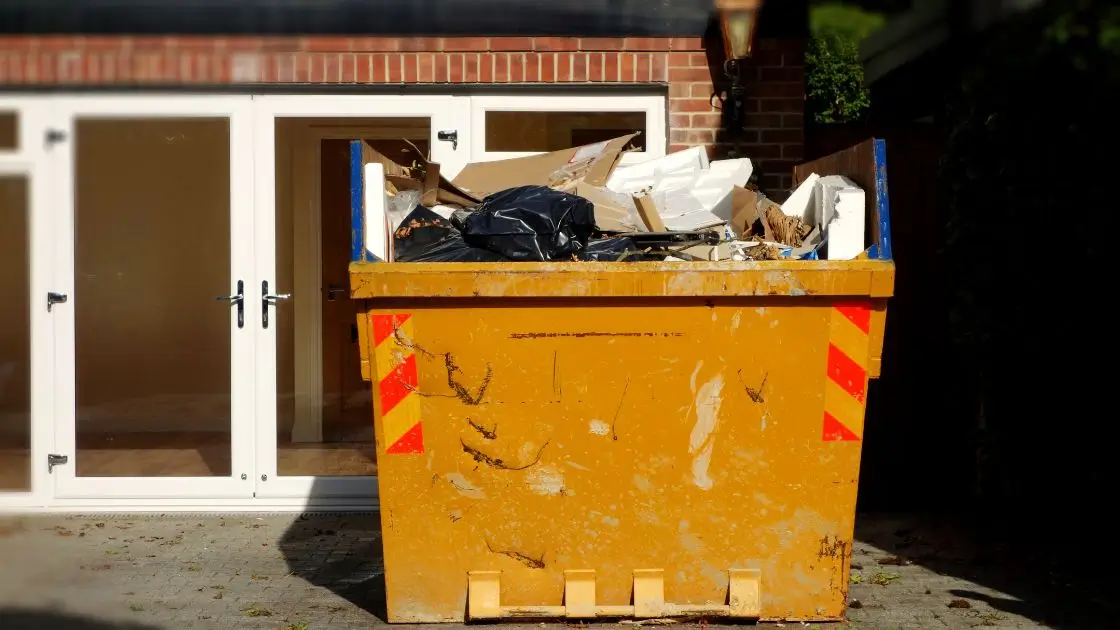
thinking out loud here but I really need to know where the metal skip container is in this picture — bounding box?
[349,140,895,623]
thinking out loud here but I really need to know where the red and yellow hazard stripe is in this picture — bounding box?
[371,313,425,455]
[822,302,871,442]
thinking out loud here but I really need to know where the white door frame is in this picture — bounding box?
[251,95,470,501]
[467,94,667,163]
[49,95,258,501]
[0,98,54,509]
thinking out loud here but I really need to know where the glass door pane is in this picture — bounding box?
[469,95,667,164]
[52,99,255,500]
[484,110,647,152]
[73,118,233,477]
[0,176,30,492]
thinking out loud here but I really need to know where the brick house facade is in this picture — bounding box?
[0,33,804,191]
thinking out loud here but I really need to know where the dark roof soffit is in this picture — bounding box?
[0,0,807,38]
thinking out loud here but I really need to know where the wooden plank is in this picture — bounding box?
[632,192,667,232]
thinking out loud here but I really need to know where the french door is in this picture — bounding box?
[45,94,470,504]
[49,96,258,500]
[250,95,469,502]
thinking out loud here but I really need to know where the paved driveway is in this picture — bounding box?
[0,513,1106,629]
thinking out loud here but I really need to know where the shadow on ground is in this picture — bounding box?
[855,514,1118,630]
[278,512,387,622]
[0,609,160,630]
[278,504,1120,630]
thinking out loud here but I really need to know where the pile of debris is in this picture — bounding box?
[360,134,868,263]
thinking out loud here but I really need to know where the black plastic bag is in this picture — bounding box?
[453,185,596,262]
[393,206,507,263]
[578,237,666,262]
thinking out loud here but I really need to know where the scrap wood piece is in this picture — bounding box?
[764,205,812,247]
[631,191,667,232]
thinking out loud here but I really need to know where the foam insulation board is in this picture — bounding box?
[604,153,754,232]
[780,172,819,222]
[605,146,710,192]
[816,175,866,260]
[363,162,389,261]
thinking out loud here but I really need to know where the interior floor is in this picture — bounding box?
[73,440,376,478]
[0,449,29,492]
[0,430,376,488]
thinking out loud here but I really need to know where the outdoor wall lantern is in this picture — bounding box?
[716,0,763,135]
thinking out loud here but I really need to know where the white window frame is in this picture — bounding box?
[468,94,667,164]
[0,98,53,509]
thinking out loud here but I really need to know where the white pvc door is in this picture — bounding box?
[250,95,469,505]
[49,96,258,502]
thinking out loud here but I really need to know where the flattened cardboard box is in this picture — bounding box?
[451,133,641,232]
[360,140,479,208]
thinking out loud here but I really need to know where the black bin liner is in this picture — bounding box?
[577,237,667,262]
[453,185,596,262]
[393,206,508,263]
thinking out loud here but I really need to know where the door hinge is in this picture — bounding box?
[47,292,68,312]
[47,454,69,473]
[437,129,459,150]
[45,129,67,146]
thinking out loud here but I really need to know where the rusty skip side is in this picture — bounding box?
[363,295,885,623]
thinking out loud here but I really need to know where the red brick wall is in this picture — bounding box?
[0,36,804,191]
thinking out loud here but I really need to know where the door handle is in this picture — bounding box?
[261,280,291,329]
[216,280,245,329]
[326,283,348,302]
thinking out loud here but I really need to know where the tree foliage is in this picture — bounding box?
[805,3,885,124]
[805,32,870,124]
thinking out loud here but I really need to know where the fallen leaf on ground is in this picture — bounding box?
[870,572,901,586]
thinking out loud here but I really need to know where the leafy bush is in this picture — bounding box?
[806,3,885,123]
[805,33,870,123]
